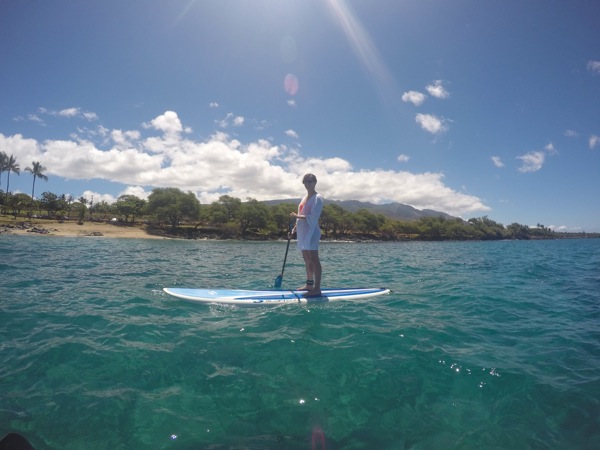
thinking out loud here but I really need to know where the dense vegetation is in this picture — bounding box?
[2,187,597,241]
[1,152,597,241]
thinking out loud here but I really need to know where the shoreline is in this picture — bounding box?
[0,219,165,239]
[2,217,598,242]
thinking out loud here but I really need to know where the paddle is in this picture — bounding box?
[274,220,294,288]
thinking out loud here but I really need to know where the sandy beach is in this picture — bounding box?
[0,218,164,239]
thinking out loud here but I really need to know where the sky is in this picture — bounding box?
[1,0,599,231]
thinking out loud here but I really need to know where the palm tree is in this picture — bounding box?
[4,154,20,204]
[25,161,49,215]
[0,151,7,188]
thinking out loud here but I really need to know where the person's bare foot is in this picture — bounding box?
[298,280,315,291]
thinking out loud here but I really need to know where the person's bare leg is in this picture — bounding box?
[306,250,321,295]
[312,252,322,294]
[298,251,313,290]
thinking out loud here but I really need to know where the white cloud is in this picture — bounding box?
[517,151,545,173]
[83,112,98,121]
[216,112,245,128]
[118,186,152,200]
[37,107,98,121]
[285,129,299,139]
[146,110,184,135]
[491,156,504,168]
[209,102,219,108]
[401,91,426,106]
[57,107,80,117]
[287,99,296,107]
[323,170,488,215]
[111,129,141,147]
[415,113,447,134]
[426,80,449,99]
[397,154,410,163]
[587,60,600,75]
[81,190,117,205]
[564,129,579,137]
[13,114,45,125]
[0,111,490,217]
[28,107,98,125]
[0,133,40,162]
[590,135,600,149]
[544,142,557,155]
[255,119,272,131]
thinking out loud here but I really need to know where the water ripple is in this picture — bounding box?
[1,237,600,448]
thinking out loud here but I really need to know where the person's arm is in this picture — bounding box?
[289,222,297,237]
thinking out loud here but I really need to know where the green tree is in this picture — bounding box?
[115,195,146,223]
[146,187,200,228]
[24,161,48,214]
[217,195,242,221]
[3,154,20,204]
[393,220,420,238]
[238,198,269,236]
[468,216,506,240]
[379,220,398,240]
[62,194,74,218]
[446,218,471,240]
[7,193,30,216]
[271,202,296,235]
[354,209,385,234]
[321,203,352,237]
[71,199,87,224]
[507,222,530,240]
[89,200,113,220]
[206,201,229,225]
[40,192,60,216]
[417,216,446,240]
[0,151,7,188]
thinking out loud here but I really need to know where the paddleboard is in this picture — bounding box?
[163,287,390,306]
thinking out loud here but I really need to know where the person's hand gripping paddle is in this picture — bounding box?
[274,220,295,288]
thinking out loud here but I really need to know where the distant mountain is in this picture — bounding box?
[325,200,458,221]
[263,199,457,222]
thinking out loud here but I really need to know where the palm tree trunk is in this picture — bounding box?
[5,171,10,203]
[29,175,37,217]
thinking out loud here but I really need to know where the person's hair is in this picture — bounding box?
[302,173,317,184]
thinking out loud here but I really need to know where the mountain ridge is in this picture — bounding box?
[263,199,458,222]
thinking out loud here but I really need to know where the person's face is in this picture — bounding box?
[303,179,316,189]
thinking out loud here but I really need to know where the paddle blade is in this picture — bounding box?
[274,274,283,288]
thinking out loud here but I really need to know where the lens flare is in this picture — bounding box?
[284,73,299,96]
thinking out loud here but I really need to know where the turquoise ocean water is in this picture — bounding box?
[1,236,599,449]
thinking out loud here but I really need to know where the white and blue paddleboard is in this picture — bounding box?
[163,287,390,306]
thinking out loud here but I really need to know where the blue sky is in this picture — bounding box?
[1,0,599,231]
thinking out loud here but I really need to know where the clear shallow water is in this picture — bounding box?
[1,236,599,449]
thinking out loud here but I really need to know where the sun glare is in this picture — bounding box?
[325,0,398,104]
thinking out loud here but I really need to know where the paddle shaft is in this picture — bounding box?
[280,237,291,277]
[274,220,295,287]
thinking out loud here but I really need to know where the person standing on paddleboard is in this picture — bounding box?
[289,173,324,295]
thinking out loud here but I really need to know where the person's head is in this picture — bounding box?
[302,173,317,186]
